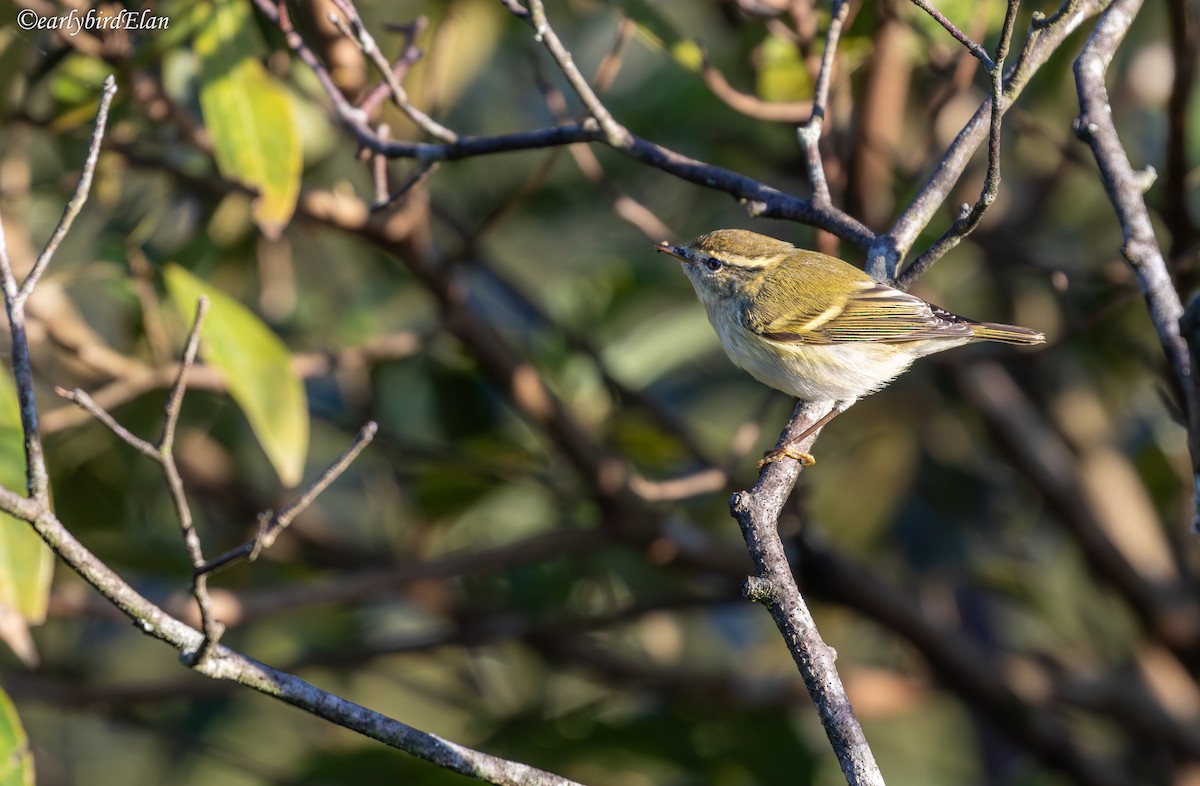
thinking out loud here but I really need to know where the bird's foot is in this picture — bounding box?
[756,446,816,470]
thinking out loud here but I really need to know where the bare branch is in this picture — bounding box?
[511,0,633,148]
[908,0,995,68]
[0,74,119,506]
[17,76,119,306]
[731,399,885,786]
[797,0,852,207]
[251,0,873,246]
[1073,0,1200,529]
[0,68,580,785]
[54,387,159,459]
[371,161,441,212]
[160,297,208,454]
[868,0,1104,280]
[153,298,224,665]
[894,0,1021,289]
[326,0,458,143]
[197,421,379,576]
[59,297,222,663]
[0,496,582,786]
[356,16,428,119]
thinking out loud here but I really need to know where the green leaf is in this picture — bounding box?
[195,0,301,238]
[0,687,33,786]
[165,264,309,487]
[0,368,52,666]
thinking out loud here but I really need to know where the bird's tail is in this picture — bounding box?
[969,321,1046,345]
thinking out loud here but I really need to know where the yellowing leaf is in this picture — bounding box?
[0,368,51,666]
[670,40,704,73]
[0,687,33,786]
[757,33,811,104]
[165,265,309,487]
[195,0,301,238]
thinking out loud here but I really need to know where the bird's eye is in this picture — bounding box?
[705,258,723,272]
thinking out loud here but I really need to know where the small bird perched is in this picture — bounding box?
[657,229,1045,467]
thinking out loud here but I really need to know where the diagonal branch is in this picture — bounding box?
[60,298,225,664]
[731,402,885,786]
[908,0,995,68]
[894,0,1021,289]
[0,497,583,786]
[17,76,118,306]
[197,421,379,576]
[0,74,118,506]
[868,0,1104,280]
[508,0,633,149]
[796,0,852,207]
[326,0,458,143]
[1073,0,1200,530]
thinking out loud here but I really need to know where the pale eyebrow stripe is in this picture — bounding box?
[716,252,787,270]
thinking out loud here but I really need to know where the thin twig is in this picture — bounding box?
[197,422,379,576]
[160,297,207,455]
[250,0,873,246]
[894,0,1021,289]
[514,0,634,149]
[357,17,427,119]
[908,0,995,68]
[159,298,224,665]
[17,76,119,306]
[57,297,222,662]
[54,387,159,459]
[326,0,458,142]
[0,75,118,506]
[1032,0,1083,30]
[371,161,441,212]
[797,0,852,207]
[868,0,1104,280]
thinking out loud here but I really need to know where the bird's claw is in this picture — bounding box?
[757,446,816,470]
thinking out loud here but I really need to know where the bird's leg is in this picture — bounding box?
[757,403,845,469]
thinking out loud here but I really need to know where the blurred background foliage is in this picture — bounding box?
[0,0,1198,784]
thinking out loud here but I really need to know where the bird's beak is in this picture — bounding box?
[656,241,687,261]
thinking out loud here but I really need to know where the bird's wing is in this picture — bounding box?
[745,278,978,345]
